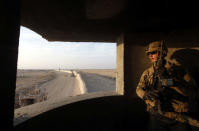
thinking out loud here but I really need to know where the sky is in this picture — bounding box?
[17,26,116,69]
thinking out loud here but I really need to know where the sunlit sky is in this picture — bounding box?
[17,26,116,69]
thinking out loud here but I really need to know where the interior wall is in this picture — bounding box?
[0,0,20,130]
[166,46,199,88]
[124,43,149,98]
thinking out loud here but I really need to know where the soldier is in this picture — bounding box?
[136,41,199,131]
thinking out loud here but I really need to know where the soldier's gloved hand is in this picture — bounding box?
[143,90,159,100]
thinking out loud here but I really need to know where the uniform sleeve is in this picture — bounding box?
[136,70,148,99]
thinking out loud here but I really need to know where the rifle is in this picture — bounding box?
[145,40,199,128]
[149,40,168,114]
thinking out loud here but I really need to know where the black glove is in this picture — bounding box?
[143,90,159,100]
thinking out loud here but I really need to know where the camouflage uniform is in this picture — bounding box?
[136,63,198,114]
[136,41,199,131]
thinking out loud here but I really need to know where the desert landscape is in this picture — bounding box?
[14,69,116,125]
[15,70,56,108]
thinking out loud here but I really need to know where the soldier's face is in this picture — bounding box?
[148,51,159,63]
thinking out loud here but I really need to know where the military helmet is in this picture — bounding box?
[145,41,168,56]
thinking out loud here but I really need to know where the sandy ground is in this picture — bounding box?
[14,71,81,125]
[15,70,56,108]
[40,71,81,102]
[16,70,55,90]
[14,69,116,125]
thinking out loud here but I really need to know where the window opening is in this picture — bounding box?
[14,26,117,125]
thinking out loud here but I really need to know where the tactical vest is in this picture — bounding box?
[136,64,197,116]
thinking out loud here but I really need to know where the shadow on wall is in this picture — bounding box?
[170,48,199,87]
[170,48,199,130]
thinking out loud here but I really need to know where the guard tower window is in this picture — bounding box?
[14,26,120,126]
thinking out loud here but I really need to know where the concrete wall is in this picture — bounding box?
[0,0,20,130]
[73,71,88,94]
[124,44,149,98]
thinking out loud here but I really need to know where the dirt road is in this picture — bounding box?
[40,71,81,102]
